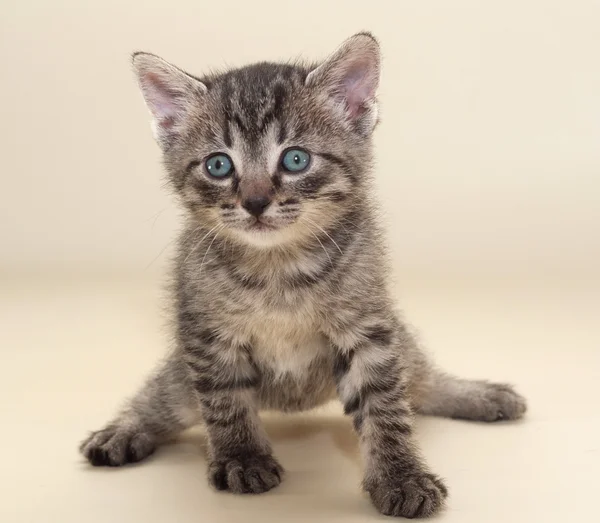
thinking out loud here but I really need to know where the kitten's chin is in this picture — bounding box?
[230,225,298,249]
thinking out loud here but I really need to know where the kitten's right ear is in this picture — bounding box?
[132,52,207,146]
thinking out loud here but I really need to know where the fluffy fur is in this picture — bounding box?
[80,33,526,518]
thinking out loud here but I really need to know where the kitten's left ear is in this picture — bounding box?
[132,52,207,147]
[306,32,380,135]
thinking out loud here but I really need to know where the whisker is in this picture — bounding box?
[182,224,222,265]
[302,209,361,239]
[304,217,344,255]
[304,223,333,268]
[145,223,202,270]
[145,207,169,229]
[198,226,224,276]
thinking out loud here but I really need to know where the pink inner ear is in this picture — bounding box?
[142,72,183,128]
[341,60,377,118]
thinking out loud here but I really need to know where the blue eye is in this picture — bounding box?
[205,154,233,178]
[281,148,311,173]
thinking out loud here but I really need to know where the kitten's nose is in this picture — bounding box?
[242,196,272,217]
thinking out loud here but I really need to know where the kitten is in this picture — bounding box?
[80,33,526,518]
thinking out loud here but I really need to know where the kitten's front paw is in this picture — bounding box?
[365,471,448,518]
[209,453,284,494]
[80,425,156,467]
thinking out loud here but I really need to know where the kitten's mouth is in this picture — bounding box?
[248,219,277,232]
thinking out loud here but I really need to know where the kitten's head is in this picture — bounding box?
[133,33,380,248]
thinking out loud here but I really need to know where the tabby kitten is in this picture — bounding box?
[80,33,526,518]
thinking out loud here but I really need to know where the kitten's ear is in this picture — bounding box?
[306,32,380,135]
[132,52,207,146]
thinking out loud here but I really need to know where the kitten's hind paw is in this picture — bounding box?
[80,425,156,467]
[471,382,527,422]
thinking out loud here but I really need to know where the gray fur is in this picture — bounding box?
[80,33,526,518]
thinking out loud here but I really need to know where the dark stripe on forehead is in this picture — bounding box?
[273,82,287,142]
[221,78,234,147]
[259,82,286,130]
[233,114,249,135]
[223,120,233,148]
[278,120,288,144]
[288,119,308,142]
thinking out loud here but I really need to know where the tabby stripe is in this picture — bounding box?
[363,324,394,346]
[333,349,355,381]
[318,152,358,184]
[194,374,258,394]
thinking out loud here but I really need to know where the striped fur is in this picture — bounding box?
[80,33,526,518]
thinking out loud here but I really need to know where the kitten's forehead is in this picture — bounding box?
[206,63,309,148]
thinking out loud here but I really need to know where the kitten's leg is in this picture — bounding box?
[413,368,527,422]
[199,389,283,494]
[80,356,200,466]
[182,329,282,494]
[327,318,448,518]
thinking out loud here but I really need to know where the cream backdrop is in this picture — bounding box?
[1,0,599,277]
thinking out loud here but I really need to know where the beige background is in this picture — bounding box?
[1,0,599,277]
[1,2,600,523]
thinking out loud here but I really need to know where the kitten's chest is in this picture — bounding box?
[236,301,328,378]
